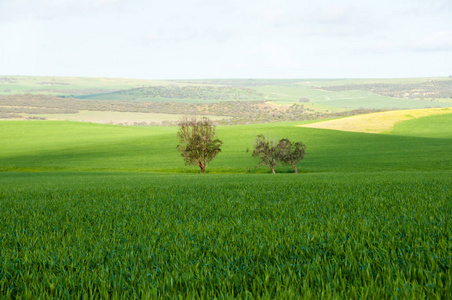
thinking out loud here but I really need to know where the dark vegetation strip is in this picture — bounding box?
[73,85,265,101]
[320,79,452,100]
[0,94,389,125]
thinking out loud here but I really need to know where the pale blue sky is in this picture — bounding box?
[0,0,451,79]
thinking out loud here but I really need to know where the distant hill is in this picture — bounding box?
[1,76,452,125]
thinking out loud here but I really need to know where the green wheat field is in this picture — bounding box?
[1,77,451,298]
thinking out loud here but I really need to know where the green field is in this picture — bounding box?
[2,76,451,109]
[255,84,452,109]
[1,171,451,298]
[391,113,452,139]
[1,116,452,173]
[1,98,452,297]
[0,76,166,95]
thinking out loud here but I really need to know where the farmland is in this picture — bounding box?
[300,107,452,133]
[1,76,452,125]
[1,171,451,298]
[1,76,452,298]
[1,114,452,173]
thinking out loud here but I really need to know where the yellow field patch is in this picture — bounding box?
[298,107,452,133]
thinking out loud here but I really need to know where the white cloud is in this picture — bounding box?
[362,30,452,55]
[316,5,351,24]
[409,31,452,52]
[0,0,128,21]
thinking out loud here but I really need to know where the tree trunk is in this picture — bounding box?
[197,157,205,174]
[290,162,298,173]
[270,167,275,174]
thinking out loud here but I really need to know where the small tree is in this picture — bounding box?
[176,117,222,173]
[277,138,306,173]
[250,134,280,174]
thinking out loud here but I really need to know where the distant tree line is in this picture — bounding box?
[44,89,117,95]
[321,80,452,100]
[0,77,18,84]
[37,81,70,86]
[173,79,304,87]
[1,107,77,114]
[0,94,400,125]
[84,85,265,101]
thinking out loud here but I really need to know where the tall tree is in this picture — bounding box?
[176,117,222,173]
[277,138,306,173]
[250,134,280,174]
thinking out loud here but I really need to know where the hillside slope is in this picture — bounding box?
[1,120,451,173]
[299,107,452,133]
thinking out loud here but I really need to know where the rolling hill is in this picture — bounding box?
[1,85,451,298]
[2,76,452,125]
[1,112,451,173]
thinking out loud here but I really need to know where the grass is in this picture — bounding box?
[0,171,451,298]
[0,76,167,95]
[391,113,452,139]
[0,107,451,298]
[3,76,450,112]
[255,85,450,109]
[306,77,450,87]
[1,119,451,173]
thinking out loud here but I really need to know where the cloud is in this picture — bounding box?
[365,31,452,54]
[268,3,381,38]
[316,5,351,24]
[0,0,128,21]
[409,31,452,52]
[144,27,235,47]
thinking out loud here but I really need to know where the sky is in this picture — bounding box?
[0,0,451,79]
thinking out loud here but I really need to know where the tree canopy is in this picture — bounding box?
[277,138,306,173]
[250,134,280,174]
[176,117,222,173]
[250,135,306,174]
